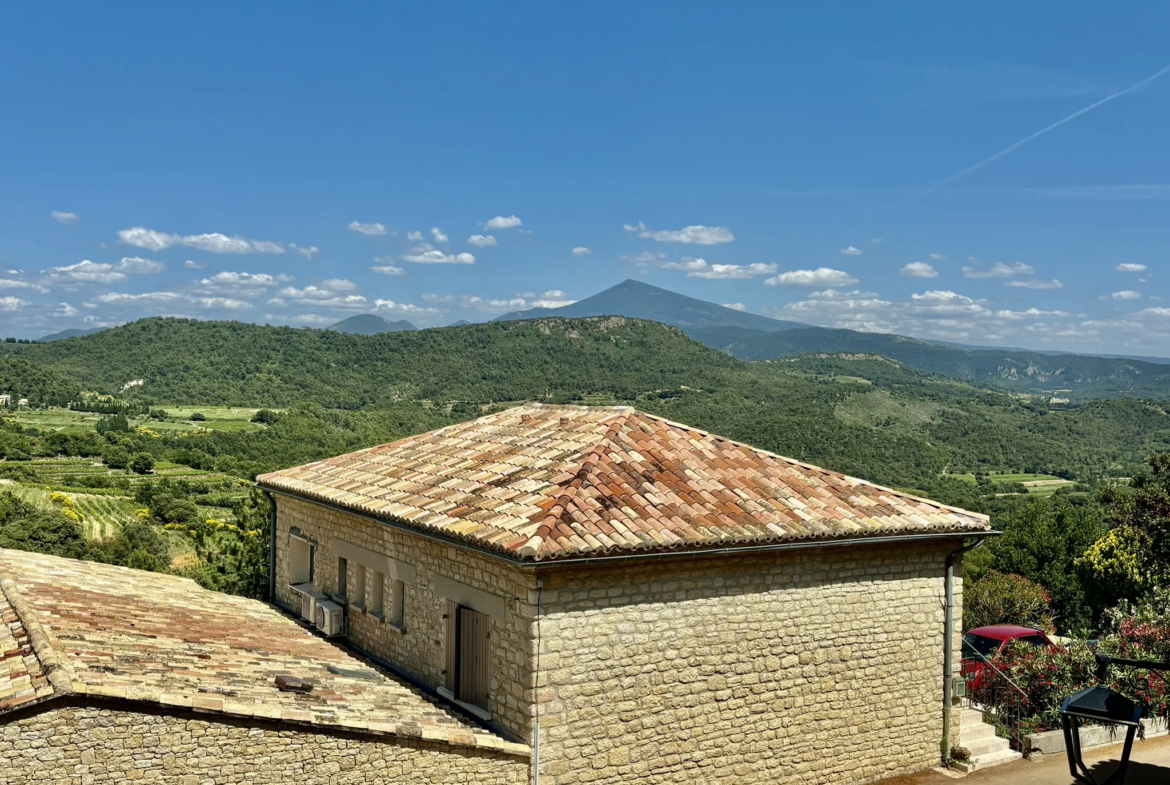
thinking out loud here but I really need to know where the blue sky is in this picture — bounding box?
[2,3,1168,353]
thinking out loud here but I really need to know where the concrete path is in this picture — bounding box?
[874,734,1170,785]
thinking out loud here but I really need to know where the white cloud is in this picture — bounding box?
[623,221,646,232]
[723,302,747,311]
[765,268,859,288]
[373,299,442,317]
[571,246,592,257]
[484,215,522,230]
[278,284,366,309]
[118,227,286,254]
[289,243,320,260]
[42,260,127,284]
[1005,279,1064,290]
[638,224,735,245]
[406,231,423,241]
[371,264,406,275]
[0,278,49,293]
[1117,263,1147,272]
[1103,290,1142,300]
[401,244,475,264]
[116,256,165,274]
[267,297,286,307]
[961,261,1034,278]
[0,296,28,310]
[995,308,1071,320]
[901,261,938,278]
[431,227,449,243]
[287,314,336,325]
[348,221,387,236]
[623,251,666,264]
[56,302,79,317]
[93,291,252,311]
[183,260,206,269]
[841,246,863,256]
[907,290,989,317]
[468,234,497,247]
[202,271,290,286]
[690,261,778,280]
[661,258,712,272]
[929,253,948,260]
[51,211,80,224]
[1139,308,1170,317]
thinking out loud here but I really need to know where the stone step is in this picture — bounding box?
[969,748,1023,770]
[959,721,997,744]
[964,734,1014,758]
[960,708,988,726]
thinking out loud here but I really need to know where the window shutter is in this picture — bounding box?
[444,600,459,693]
[457,606,490,710]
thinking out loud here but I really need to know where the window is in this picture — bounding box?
[389,579,406,628]
[352,564,366,608]
[445,601,490,711]
[370,571,384,616]
[288,536,313,585]
[337,557,348,599]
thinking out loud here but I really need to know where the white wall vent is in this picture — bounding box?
[315,599,345,637]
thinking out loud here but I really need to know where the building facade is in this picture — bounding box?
[261,403,989,785]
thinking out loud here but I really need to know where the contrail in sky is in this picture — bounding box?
[918,61,1170,198]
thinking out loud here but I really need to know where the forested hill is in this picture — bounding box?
[1,316,742,408]
[688,325,1170,399]
[5,316,1170,487]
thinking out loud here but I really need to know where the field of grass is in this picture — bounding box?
[943,471,1077,495]
[3,405,268,436]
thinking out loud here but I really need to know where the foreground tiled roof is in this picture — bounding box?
[0,549,525,756]
[258,403,989,561]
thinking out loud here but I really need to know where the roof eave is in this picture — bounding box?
[261,484,995,568]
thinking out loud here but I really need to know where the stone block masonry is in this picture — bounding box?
[0,702,529,785]
[533,541,962,785]
[274,495,539,741]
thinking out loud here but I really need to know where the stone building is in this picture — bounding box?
[259,403,992,785]
[0,549,529,784]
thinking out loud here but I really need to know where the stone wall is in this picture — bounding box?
[0,702,528,785]
[273,495,537,740]
[532,541,961,785]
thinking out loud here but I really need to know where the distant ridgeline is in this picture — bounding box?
[2,315,1170,488]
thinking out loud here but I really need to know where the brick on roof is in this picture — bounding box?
[0,548,526,756]
[258,403,989,561]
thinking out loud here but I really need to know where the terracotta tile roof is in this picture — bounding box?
[258,403,989,561]
[0,549,526,756]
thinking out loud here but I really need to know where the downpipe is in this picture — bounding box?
[942,534,993,764]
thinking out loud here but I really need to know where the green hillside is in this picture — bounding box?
[688,325,1170,399]
[3,316,1170,491]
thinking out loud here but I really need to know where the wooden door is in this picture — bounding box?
[444,600,459,693]
[457,606,490,710]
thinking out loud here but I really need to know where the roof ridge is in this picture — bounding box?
[627,409,989,524]
[521,411,639,558]
[0,568,74,699]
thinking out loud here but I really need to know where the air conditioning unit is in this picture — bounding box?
[290,583,327,622]
[315,599,345,637]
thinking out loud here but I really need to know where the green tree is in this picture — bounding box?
[965,572,1055,633]
[130,451,155,474]
[990,501,1103,633]
[102,445,130,470]
[1096,454,1170,592]
[0,492,86,558]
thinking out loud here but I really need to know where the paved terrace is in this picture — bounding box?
[877,735,1170,785]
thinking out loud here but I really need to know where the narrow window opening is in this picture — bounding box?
[390,579,405,628]
[337,557,348,599]
[370,570,384,616]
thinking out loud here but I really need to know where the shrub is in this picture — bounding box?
[189,412,207,422]
[965,572,1055,633]
[250,408,278,424]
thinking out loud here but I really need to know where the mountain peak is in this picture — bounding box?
[495,278,808,332]
[328,314,417,335]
